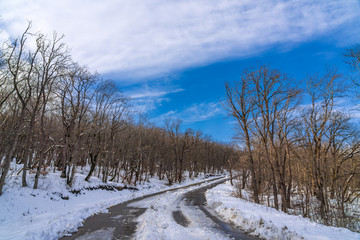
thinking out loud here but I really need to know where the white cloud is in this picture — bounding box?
[128,88,184,99]
[333,97,360,120]
[154,102,224,124]
[0,0,359,79]
[125,85,183,113]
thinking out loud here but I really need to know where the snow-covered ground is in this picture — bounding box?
[133,178,232,240]
[0,163,222,240]
[206,181,360,240]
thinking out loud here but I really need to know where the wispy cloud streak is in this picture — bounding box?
[154,102,224,124]
[124,85,183,114]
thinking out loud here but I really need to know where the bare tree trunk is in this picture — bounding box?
[85,152,98,182]
[0,134,20,195]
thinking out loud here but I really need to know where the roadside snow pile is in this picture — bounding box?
[0,163,221,240]
[206,181,360,240]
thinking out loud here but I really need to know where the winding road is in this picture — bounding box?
[61,178,258,240]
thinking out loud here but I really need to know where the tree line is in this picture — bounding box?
[224,52,360,230]
[0,24,232,195]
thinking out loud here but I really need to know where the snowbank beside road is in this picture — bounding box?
[206,181,360,240]
[0,163,221,240]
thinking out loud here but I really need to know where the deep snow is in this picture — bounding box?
[0,163,222,240]
[206,181,360,240]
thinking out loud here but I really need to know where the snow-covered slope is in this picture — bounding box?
[0,163,219,240]
[206,181,360,240]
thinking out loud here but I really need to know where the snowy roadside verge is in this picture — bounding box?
[0,165,224,240]
[206,181,360,240]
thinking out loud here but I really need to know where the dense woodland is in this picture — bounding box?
[0,25,232,195]
[224,47,360,231]
[1,25,360,232]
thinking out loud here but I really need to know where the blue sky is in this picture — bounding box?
[1,0,360,142]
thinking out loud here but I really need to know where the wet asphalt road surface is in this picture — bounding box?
[61,178,259,240]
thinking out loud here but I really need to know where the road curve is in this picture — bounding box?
[61,178,258,240]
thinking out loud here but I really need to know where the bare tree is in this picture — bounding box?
[300,70,343,220]
[344,44,360,86]
[223,74,260,203]
[33,33,69,189]
[0,23,38,193]
[251,66,300,211]
[57,64,95,187]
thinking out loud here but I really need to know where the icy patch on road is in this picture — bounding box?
[134,180,232,240]
[206,181,360,240]
[75,227,116,240]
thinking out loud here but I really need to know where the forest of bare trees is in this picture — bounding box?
[224,58,360,231]
[0,25,233,196]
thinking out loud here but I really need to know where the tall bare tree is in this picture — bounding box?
[223,73,260,203]
[0,23,38,193]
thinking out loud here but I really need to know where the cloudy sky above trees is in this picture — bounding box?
[1,0,360,141]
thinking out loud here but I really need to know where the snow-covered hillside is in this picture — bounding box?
[0,163,219,240]
[206,181,360,240]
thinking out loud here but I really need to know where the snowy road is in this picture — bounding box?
[61,178,257,240]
